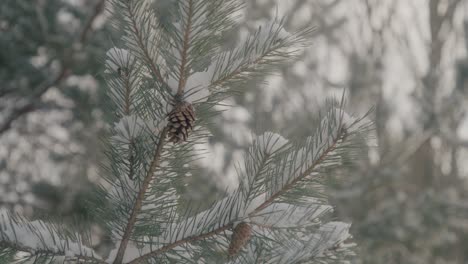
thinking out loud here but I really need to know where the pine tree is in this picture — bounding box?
[0,0,109,215]
[0,0,372,263]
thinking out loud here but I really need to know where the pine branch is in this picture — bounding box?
[105,48,153,119]
[268,222,351,264]
[209,54,264,90]
[240,133,291,205]
[0,67,68,135]
[0,0,105,136]
[123,73,132,115]
[122,0,170,93]
[0,210,104,263]
[125,123,346,263]
[112,126,169,264]
[250,128,346,215]
[243,152,271,203]
[127,140,136,180]
[176,0,194,96]
[191,22,314,107]
[123,77,136,180]
[208,23,314,92]
[0,241,106,264]
[249,203,332,229]
[127,223,233,264]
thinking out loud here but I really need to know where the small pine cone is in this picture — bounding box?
[228,222,252,256]
[167,101,195,144]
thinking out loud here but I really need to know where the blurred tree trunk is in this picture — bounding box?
[408,0,461,189]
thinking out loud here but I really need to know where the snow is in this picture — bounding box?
[66,75,99,95]
[184,71,212,103]
[42,87,75,108]
[316,222,352,255]
[101,113,353,262]
[106,192,245,262]
[256,132,289,154]
[0,209,101,261]
[225,220,352,264]
[105,48,134,72]
[250,202,332,228]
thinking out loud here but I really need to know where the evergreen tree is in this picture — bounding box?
[0,0,372,263]
[0,0,110,215]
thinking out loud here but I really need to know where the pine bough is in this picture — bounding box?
[0,0,372,263]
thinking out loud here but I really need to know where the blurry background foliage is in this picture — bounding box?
[1,0,111,219]
[2,0,468,263]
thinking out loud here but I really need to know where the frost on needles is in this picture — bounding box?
[0,0,373,263]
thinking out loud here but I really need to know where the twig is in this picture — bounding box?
[249,221,273,229]
[80,0,106,43]
[125,1,170,90]
[127,223,233,264]
[249,128,345,216]
[0,68,68,135]
[176,0,194,96]
[209,52,272,90]
[124,80,131,115]
[112,127,169,264]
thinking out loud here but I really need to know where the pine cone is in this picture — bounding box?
[228,222,252,256]
[167,101,195,143]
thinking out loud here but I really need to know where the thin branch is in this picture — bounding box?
[113,127,169,264]
[123,74,132,115]
[126,140,136,180]
[176,0,194,96]
[123,76,137,180]
[125,1,169,90]
[248,127,345,216]
[126,126,346,262]
[127,223,233,264]
[193,52,280,105]
[210,56,264,89]
[0,68,68,135]
[248,221,310,230]
[244,152,271,202]
[208,36,298,91]
[80,0,106,43]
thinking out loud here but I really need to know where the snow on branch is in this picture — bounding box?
[226,221,352,264]
[110,0,172,100]
[0,209,103,263]
[206,20,313,94]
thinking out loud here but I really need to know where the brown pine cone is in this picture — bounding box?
[167,101,195,143]
[228,222,252,256]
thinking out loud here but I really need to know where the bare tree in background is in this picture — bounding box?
[232,0,468,262]
[328,0,468,263]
